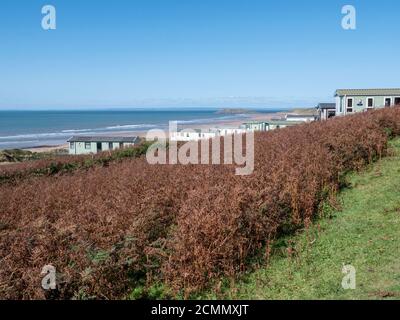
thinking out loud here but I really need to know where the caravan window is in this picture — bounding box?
[367,98,374,108]
[346,98,353,113]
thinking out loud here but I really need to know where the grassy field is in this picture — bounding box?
[204,138,400,300]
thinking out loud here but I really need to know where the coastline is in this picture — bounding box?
[19,111,284,153]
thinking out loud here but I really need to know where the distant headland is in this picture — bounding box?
[215,108,257,115]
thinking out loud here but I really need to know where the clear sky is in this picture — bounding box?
[0,0,399,109]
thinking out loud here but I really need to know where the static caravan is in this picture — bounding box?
[335,88,400,116]
[169,129,218,142]
[241,121,269,132]
[317,103,336,121]
[285,114,316,122]
[68,136,140,155]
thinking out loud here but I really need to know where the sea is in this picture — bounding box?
[0,108,284,149]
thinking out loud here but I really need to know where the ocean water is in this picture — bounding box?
[0,108,282,149]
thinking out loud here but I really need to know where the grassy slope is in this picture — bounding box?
[207,138,400,300]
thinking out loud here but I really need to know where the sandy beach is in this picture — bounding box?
[23,144,69,153]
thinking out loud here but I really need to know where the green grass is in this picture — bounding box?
[204,138,400,300]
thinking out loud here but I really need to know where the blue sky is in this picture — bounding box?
[0,0,399,109]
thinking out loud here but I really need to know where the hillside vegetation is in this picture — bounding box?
[0,141,151,184]
[203,138,400,300]
[0,148,66,163]
[1,108,400,299]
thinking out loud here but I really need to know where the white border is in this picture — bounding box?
[384,97,392,107]
[366,97,374,109]
[346,97,354,112]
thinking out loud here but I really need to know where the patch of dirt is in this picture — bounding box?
[371,290,400,298]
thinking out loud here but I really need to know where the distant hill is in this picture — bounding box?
[215,108,256,115]
[289,107,318,115]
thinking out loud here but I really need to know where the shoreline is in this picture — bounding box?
[14,111,287,154]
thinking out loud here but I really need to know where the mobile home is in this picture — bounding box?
[170,129,218,142]
[68,136,140,155]
[316,103,336,121]
[285,114,316,122]
[240,121,269,132]
[335,88,400,116]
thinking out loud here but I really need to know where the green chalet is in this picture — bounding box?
[240,120,301,131]
[241,121,269,131]
[68,136,140,155]
[335,88,400,116]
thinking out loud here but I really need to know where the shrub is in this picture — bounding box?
[1,107,400,299]
[0,141,151,184]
